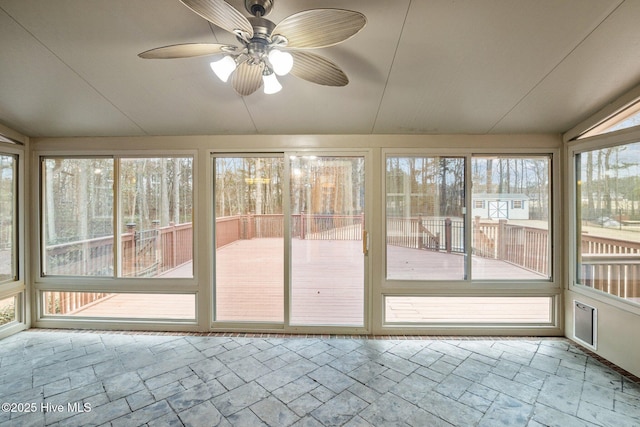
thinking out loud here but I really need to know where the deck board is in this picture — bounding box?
[74,238,549,324]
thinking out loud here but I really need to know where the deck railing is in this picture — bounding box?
[387,216,464,253]
[580,254,640,299]
[577,235,640,299]
[43,291,111,316]
[44,222,193,314]
[45,214,640,314]
[46,235,115,277]
[45,222,193,278]
[294,213,364,240]
[215,213,364,248]
[473,218,550,277]
[580,234,640,254]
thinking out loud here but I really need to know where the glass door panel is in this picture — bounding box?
[214,156,284,322]
[289,156,365,326]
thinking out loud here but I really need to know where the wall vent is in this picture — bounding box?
[574,300,597,349]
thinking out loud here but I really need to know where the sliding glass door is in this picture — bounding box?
[213,153,366,328]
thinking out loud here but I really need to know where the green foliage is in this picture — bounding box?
[0,302,15,325]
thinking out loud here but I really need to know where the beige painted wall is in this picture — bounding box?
[563,84,640,379]
[565,290,640,378]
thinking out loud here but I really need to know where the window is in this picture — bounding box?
[0,295,17,326]
[580,101,640,139]
[43,158,114,276]
[383,152,554,327]
[0,154,17,283]
[42,156,193,278]
[386,156,466,280]
[0,151,21,331]
[385,155,551,282]
[385,296,552,324]
[119,158,193,278]
[575,142,640,304]
[471,156,551,280]
[42,292,195,320]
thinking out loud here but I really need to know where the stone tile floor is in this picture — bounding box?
[1,331,639,426]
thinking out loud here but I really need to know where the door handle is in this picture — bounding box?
[363,230,369,255]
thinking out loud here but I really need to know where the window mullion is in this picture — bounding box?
[114,157,120,278]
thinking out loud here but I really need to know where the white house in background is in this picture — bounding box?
[472,193,529,220]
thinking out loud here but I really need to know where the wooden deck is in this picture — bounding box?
[215,239,364,326]
[215,238,285,323]
[387,245,546,280]
[72,238,549,325]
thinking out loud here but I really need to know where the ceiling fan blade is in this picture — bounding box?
[273,9,366,49]
[289,51,348,86]
[138,43,236,59]
[231,61,265,96]
[180,0,253,39]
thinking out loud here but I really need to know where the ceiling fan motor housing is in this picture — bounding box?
[245,17,276,63]
[245,0,273,17]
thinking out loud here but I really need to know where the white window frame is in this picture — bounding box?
[0,143,27,338]
[33,150,200,331]
[567,132,640,314]
[379,147,561,333]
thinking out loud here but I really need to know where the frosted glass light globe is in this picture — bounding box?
[268,49,293,76]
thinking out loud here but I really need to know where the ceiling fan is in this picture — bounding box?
[139,0,366,96]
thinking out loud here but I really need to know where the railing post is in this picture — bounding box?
[248,214,255,239]
[415,216,423,249]
[241,215,249,239]
[473,216,481,255]
[497,219,507,260]
[170,222,177,269]
[445,218,452,253]
[126,222,136,276]
[82,241,89,276]
[152,220,160,270]
[301,211,306,240]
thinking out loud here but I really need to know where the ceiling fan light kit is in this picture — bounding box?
[263,71,283,94]
[138,0,366,96]
[268,49,293,76]
[210,55,237,82]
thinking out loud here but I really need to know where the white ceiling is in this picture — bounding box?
[1,0,639,138]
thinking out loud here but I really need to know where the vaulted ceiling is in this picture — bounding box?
[1,0,640,138]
